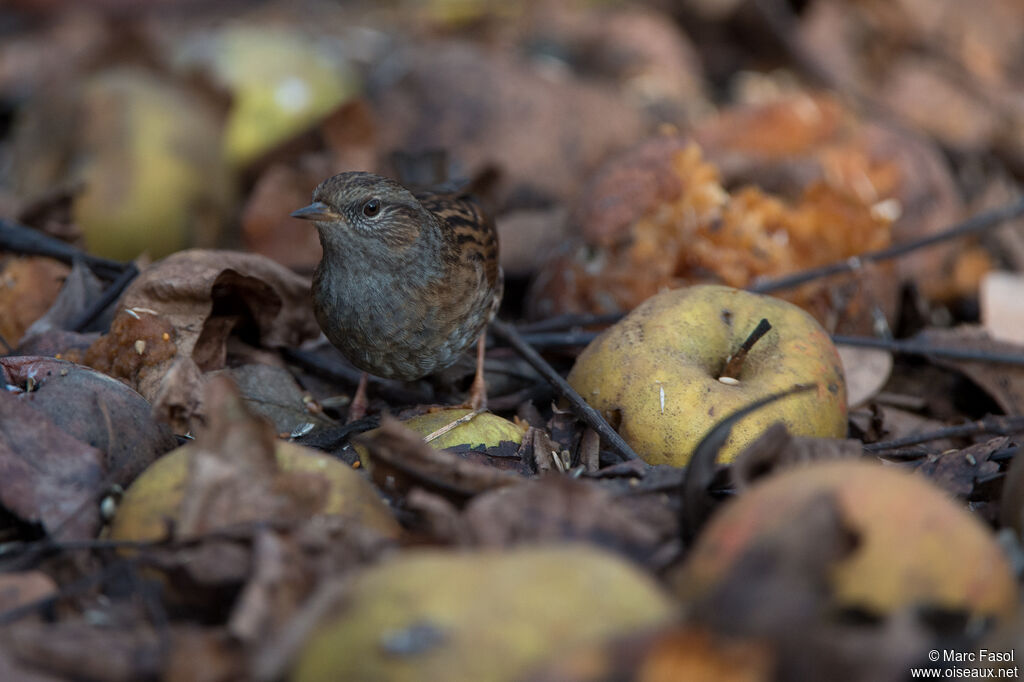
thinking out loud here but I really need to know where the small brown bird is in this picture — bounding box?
[291,171,502,419]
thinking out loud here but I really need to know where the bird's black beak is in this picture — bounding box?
[290,202,341,221]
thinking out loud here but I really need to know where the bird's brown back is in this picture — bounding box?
[417,190,501,295]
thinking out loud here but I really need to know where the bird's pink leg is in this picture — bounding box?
[347,372,369,423]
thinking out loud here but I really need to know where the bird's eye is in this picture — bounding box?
[362,199,381,218]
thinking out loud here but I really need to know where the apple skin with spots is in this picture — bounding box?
[567,285,847,467]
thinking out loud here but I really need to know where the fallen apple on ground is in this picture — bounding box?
[353,407,525,467]
[399,408,525,450]
[108,439,401,542]
[567,285,847,466]
[672,460,1018,619]
[292,545,675,682]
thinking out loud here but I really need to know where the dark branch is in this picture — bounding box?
[864,415,1024,452]
[0,218,130,281]
[750,196,1024,295]
[489,318,640,461]
[834,335,1024,366]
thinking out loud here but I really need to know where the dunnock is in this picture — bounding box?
[292,171,502,419]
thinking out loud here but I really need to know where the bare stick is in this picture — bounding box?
[489,318,640,461]
[515,330,1024,369]
[0,218,129,280]
[70,262,140,331]
[834,335,1024,366]
[863,415,1024,453]
[750,196,1024,295]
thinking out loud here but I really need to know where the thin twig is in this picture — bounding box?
[70,262,140,331]
[750,196,1024,295]
[516,331,599,348]
[0,218,129,280]
[834,335,1024,365]
[282,347,434,405]
[489,318,640,461]
[512,198,1024,340]
[487,383,554,411]
[516,330,1024,368]
[515,312,624,334]
[863,415,1024,452]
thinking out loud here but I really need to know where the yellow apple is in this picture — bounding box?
[72,69,232,260]
[293,545,675,682]
[174,26,360,168]
[673,460,1018,619]
[108,440,401,542]
[567,285,847,466]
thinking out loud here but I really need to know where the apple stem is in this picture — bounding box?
[719,318,772,382]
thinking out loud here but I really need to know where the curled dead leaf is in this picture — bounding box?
[84,249,320,432]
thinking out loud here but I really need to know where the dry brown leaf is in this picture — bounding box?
[217,363,323,436]
[241,163,327,270]
[495,207,570,278]
[0,643,66,682]
[176,376,328,539]
[801,0,1024,152]
[731,424,863,492]
[4,619,162,682]
[525,3,708,119]
[913,436,1006,499]
[879,58,998,151]
[228,529,315,645]
[355,414,524,502]
[144,539,253,607]
[85,249,320,432]
[0,256,69,347]
[163,626,244,682]
[867,405,957,454]
[404,487,472,544]
[0,572,57,614]
[120,249,318,358]
[919,326,1024,416]
[463,476,663,560]
[19,259,103,339]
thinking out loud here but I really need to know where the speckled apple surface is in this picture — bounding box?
[567,285,847,466]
